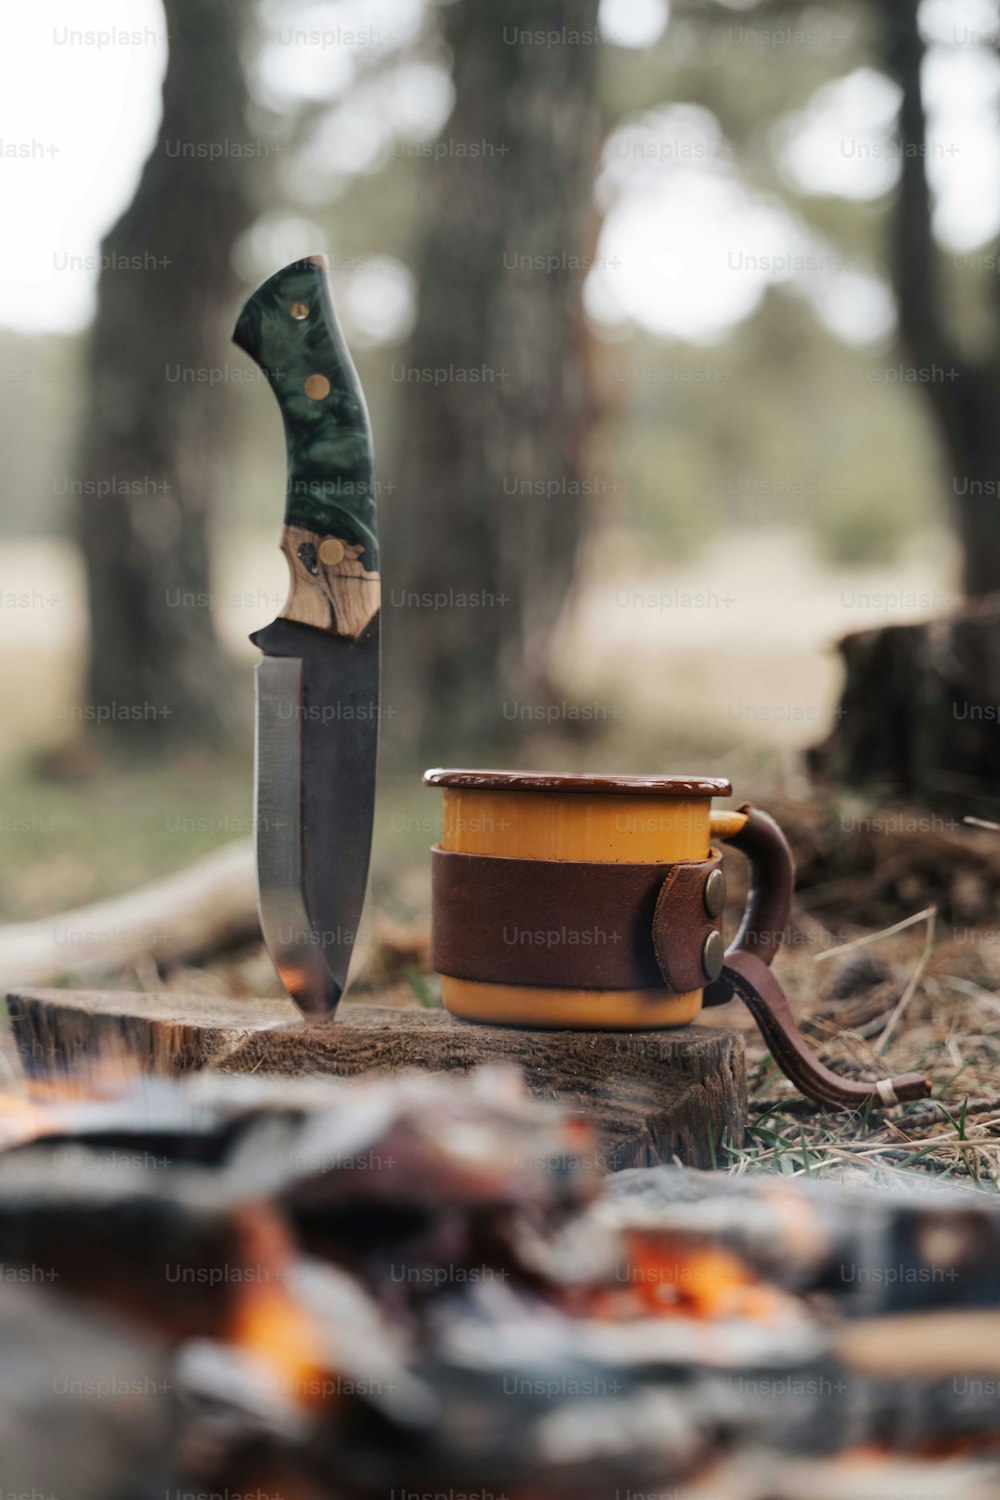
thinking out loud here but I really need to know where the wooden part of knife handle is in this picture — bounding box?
[279,523,380,639]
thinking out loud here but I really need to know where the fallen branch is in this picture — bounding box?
[0,840,257,987]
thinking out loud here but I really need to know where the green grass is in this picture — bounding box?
[0,755,448,925]
[0,752,254,920]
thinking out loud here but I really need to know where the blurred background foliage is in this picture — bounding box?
[1,1,952,556]
[1,0,996,910]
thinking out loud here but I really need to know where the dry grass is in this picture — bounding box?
[724,915,1000,1191]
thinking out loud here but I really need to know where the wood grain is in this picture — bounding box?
[280,523,380,637]
[5,989,747,1171]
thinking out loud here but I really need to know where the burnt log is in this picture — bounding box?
[5,988,746,1169]
[809,599,1000,817]
[2,1075,1000,1496]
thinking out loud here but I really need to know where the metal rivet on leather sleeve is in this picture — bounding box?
[704,867,726,918]
[701,929,725,981]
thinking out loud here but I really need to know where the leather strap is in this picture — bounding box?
[703,808,928,1108]
[722,950,929,1109]
[431,847,723,991]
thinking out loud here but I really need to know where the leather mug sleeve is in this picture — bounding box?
[430,848,723,992]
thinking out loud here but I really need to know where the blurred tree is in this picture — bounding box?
[683,0,1000,596]
[74,0,258,747]
[386,0,602,759]
[805,1,1000,806]
[594,0,1000,590]
[872,0,1000,597]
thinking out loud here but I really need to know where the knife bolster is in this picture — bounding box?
[279,522,380,639]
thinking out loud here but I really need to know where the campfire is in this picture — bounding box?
[2,1061,1000,1500]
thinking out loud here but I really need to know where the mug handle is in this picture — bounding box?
[706,804,793,987]
[702,804,929,1109]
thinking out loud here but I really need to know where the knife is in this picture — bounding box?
[232,256,380,1017]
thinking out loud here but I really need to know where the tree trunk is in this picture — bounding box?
[873,0,1000,597]
[809,598,1000,816]
[74,0,258,748]
[813,5,1000,804]
[936,384,1000,600]
[385,0,602,760]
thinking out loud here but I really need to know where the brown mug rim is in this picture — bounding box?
[423,768,732,798]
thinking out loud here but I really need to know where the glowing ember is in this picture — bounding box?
[226,1206,327,1408]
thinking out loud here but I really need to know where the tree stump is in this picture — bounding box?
[5,989,746,1171]
[810,599,1000,815]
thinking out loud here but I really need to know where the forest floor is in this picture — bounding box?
[2,529,996,1190]
[3,764,997,1194]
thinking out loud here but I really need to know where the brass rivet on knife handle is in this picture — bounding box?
[304,373,331,400]
[289,300,310,321]
[280,523,380,639]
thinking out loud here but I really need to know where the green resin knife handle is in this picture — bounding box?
[233,256,379,639]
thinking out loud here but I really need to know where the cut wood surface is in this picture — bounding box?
[5,988,746,1170]
[0,841,257,988]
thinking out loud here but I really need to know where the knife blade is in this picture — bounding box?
[232,256,380,1017]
